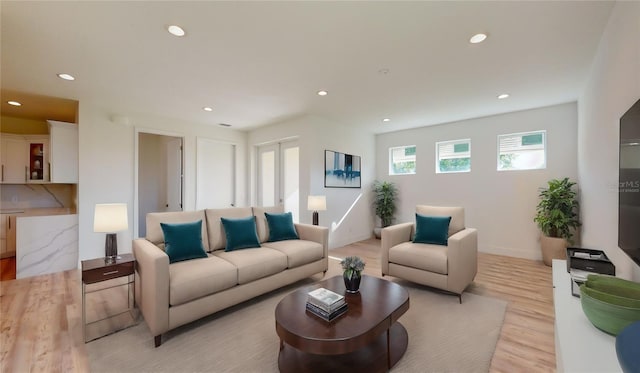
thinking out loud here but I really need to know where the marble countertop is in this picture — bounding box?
[1,207,74,216]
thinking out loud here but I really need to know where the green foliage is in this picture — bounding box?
[341,256,365,280]
[392,161,415,174]
[439,158,470,172]
[373,180,398,227]
[534,177,581,242]
[499,153,517,169]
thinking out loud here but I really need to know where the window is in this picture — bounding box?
[389,145,416,175]
[436,139,471,173]
[498,130,546,171]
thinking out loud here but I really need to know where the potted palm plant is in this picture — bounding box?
[534,177,581,266]
[372,180,398,238]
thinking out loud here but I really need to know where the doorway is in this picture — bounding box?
[137,132,184,237]
[257,140,299,222]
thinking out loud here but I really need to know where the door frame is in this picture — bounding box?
[134,127,185,238]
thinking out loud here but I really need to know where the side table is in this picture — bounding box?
[82,253,136,342]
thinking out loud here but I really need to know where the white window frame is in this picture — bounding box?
[497,130,547,171]
[388,145,416,175]
[435,139,471,174]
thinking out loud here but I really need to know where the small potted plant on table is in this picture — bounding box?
[341,256,366,293]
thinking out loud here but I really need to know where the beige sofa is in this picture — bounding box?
[381,205,477,303]
[133,206,329,347]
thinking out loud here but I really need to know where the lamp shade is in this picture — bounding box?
[94,203,128,233]
[307,196,327,211]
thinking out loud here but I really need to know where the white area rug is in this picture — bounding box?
[87,260,506,372]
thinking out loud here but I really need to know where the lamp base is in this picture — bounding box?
[312,211,319,226]
[105,233,118,263]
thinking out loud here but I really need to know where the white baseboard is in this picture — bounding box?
[479,245,542,261]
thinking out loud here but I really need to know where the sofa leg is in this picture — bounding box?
[154,335,162,347]
[458,294,462,304]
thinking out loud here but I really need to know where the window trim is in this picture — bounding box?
[435,138,471,174]
[388,145,416,175]
[497,130,547,171]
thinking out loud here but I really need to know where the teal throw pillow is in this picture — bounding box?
[413,214,451,246]
[221,216,261,251]
[265,212,299,242]
[160,220,208,264]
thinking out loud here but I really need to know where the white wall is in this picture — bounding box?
[248,114,376,249]
[376,103,578,260]
[78,102,248,261]
[578,1,640,280]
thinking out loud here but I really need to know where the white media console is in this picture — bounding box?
[552,259,621,372]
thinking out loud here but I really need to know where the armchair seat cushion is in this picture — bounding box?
[169,255,238,306]
[389,242,448,275]
[262,240,323,268]
[214,247,287,284]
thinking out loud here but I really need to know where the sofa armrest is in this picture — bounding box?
[295,223,330,260]
[446,228,478,294]
[133,238,170,337]
[381,222,414,275]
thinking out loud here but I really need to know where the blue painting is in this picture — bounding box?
[325,150,361,188]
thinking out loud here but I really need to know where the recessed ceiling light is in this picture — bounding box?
[382,118,390,122]
[7,101,21,106]
[203,107,213,112]
[317,90,328,96]
[497,93,510,99]
[168,25,186,37]
[469,33,487,44]
[57,73,75,81]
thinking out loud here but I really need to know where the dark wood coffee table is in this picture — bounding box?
[275,275,410,372]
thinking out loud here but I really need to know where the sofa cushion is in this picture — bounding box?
[389,241,448,275]
[161,220,208,264]
[147,210,210,252]
[416,205,465,237]
[265,212,299,242]
[262,240,323,268]
[253,206,284,243]
[214,247,287,284]
[221,216,261,251]
[169,255,238,306]
[413,214,451,246]
[205,207,254,251]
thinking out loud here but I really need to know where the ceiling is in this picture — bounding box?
[0,1,614,134]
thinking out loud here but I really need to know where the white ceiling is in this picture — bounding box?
[1,1,614,133]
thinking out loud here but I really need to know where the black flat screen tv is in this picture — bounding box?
[619,98,640,266]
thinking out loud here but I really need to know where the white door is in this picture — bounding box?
[165,138,183,212]
[196,138,236,209]
[257,141,299,221]
[281,142,300,222]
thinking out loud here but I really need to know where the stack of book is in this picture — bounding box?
[306,287,348,321]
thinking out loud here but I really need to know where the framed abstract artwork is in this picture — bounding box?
[325,150,361,188]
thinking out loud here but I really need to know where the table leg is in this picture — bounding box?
[387,328,391,369]
[82,282,86,343]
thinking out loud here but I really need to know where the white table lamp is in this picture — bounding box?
[307,196,326,226]
[94,203,128,263]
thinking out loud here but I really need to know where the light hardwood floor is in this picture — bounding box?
[0,239,555,372]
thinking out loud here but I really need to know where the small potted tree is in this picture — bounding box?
[372,180,398,238]
[534,177,581,266]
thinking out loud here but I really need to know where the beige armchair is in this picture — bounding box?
[381,205,478,303]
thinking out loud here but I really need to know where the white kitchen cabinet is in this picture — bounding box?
[1,134,28,183]
[47,121,78,183]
